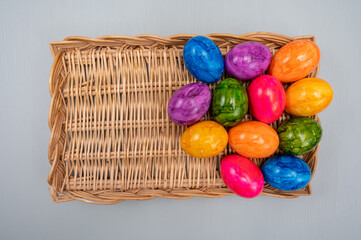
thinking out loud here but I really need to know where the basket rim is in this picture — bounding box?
[49,32,315,58]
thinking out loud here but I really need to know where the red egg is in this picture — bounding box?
[248,75,286,123]
[220,155,264,198]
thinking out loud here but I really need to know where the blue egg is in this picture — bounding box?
[261,155,311,191]
[183,36,224,83]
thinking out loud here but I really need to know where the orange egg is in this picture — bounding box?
[269,40,320,83]
[181,121,228,158]
[285,78,333,116]
[228,121,279,158]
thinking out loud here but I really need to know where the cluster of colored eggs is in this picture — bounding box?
[167,36,333,198]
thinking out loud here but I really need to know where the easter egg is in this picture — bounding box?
[181,121,228,158]
[225,42,272,80]
[183,36,224,83]
[211,78,248,127]
[220,155,264,198]
[269,40,320,83]
[228,121,279,158]
[277,117,322,156]
[248,75,286,123]
[167,83,211,125]
[261,155,311,191]
[285,78,333,116]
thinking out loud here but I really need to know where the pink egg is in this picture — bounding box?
[220,155,264,198]
[248,75,286,123]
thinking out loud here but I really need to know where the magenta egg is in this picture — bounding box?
[248,75,286,123]
[220,155,264,198]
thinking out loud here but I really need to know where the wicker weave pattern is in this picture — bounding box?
[48,33,320,204]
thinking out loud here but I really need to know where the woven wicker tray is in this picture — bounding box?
[48,32,320,204]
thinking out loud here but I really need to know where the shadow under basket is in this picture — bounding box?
[48,32,320,204]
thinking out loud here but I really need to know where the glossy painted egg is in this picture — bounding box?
[261,155,311,191]
[225,42,272,80]
[228,121,279,158]
[269,40,320,83]
[183,36,224,83]
[221,155,264,198]
[181,121,228,158]
[248,75,286,123]
[285,78,333,116]
[277,117,322,156]
[167,83,211,125]
[211,78,248,127]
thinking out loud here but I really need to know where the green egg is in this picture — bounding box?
[211,78,248,127]
[277,117,322,155]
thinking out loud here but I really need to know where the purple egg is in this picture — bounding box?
[225,42,272,80]
[167,83,211,126]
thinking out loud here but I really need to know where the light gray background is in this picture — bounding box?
[0,0,360,239]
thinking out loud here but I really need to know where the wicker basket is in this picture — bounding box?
[48,32,320,204]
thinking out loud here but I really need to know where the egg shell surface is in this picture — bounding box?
[285,78,333,116]
[269,40,320,83]
[221,154,264,198]
[261,155,311,191]
[228,121,279,158]
[168,83,211,125]
[211,78,248,127]
[225,41,272,80]
[181,121,228,158]
[277,117,322,156]
[248,75,286,123]
[183,36,224,83]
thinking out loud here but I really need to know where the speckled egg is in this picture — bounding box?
[211,78,248,127]
[225,42,272,80]
[221,155,264,198]
[183,36,224,83]
[228,121,279,159]
[167,83,211,126]
[269,40,320,83]
[277,117,322,156]
[181,121,228,158]
[248,75,286,123]
[261,155,311,191]
[285,78,333,116]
